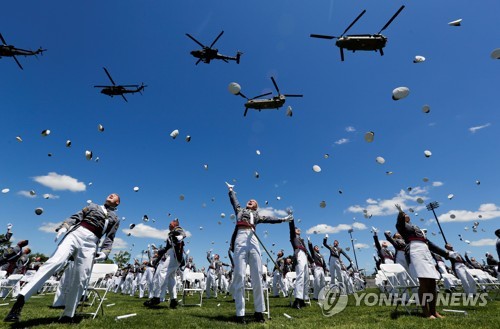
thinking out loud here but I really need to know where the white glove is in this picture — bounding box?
[385,231,391,235]
[176,235,184,241]
[7,223,12,230]
[282,214,293,222]
[395,204,403,212]
[225,181,234,190]
[95,252,107,261]
[372,226,378,235]
[307,236,311,242]
[55,227,68,242]
[325,234,329,239]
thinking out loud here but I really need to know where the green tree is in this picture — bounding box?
[113,250,131,268]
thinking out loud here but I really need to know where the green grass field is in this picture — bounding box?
[1,289,498,329]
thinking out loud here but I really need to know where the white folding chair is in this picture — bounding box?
[181,272,205,307]
[466,268,500,299]
[379,263,419,315]
[0,274,24,300]
[78,263,118,319]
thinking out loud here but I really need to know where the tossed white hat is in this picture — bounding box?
[35,207,43,215]
[85,150,93,160]
[413,55,425,63]
[364,131,375,143]
[491,48,500,59]
[376,156,385,164]
[98,124,104,132]
[448,19,462,26]
[448,194,454,200]
[392,87,410,100]
[424,150,432,158]
[129,223,135,229]
[41,129,51,136]
[66,140,71,147]
[422,105,430,114]
[16,136,22,142]
[1,188,10,194]
[312,165,321,173]
[133,186,139,192]
[228,82,241,95]
[170,129,179,139]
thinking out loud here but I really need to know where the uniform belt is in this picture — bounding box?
[80,221,102,238]
[236,221,255,230]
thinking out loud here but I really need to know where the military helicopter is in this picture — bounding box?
[310,5,405,61]
[0,33,46,70]
[94,67,146,102]
[186,30,241,65]
[237,77,303,117]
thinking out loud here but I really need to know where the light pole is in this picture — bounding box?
[426,201,448,244]
[348,228,359,270]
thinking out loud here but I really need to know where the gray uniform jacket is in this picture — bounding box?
[228,190,285,251]
[323,237,352,269]
[59,203,120,257]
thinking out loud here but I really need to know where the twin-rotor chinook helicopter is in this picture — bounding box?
[186,30,241,65]
[310,5,405,61]
[0,33,46,70]
[237,77,303,117]
[94,67,146,102]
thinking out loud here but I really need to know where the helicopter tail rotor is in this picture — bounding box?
[236,51,242,64]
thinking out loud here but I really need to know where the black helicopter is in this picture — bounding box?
[0,33,46,70]
[186,30,241,65]
[238,77,302,117]
[94,67,146,102]
[310,5,405,61]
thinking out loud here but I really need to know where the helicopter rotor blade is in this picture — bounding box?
[0,33,7,45]
[120,84,140,87]
[12,55,23,70]
[103,67,116,86]
[93,85,111,88]
[340,47,345,61]
[310,34,336,40]
[244,108,249,117]
[341,9,367,36]
[238,92,249,100]
[270,77,280,95]
[283,94,303,97]
[209,30,224,49]
[186,33,206,48]
[378,5,405,34]
[251,92,272,100]
[121,94,128,102]
[195,58,202,65]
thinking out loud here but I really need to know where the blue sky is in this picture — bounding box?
[1,0,499,273]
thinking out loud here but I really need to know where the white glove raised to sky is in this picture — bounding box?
[282,214,293,222]
[325,234,329,239]
[7,223,13,230]
[95,252,107,261]
[55,227,68,242]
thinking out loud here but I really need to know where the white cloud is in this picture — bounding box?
[347,189,427,217]
[33,172,86,192]
[438,203,500,223]
[122,223,192,240]
[352,222,367,230]
[18,190,36,198]
[334,138,349,145]
[432,181,444,187]
[469,239,496,247]
[109,237,128,250]
[38,222,62,233]
[258,207,288,217]
[354,243,369,249]
[345,126,356,133]
[469,123,491,134]
[306,222,366,235]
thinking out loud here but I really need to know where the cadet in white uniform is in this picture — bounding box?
[5,193,121,323]
[228,184,291,324]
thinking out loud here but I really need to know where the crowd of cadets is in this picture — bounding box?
[2,201,499,323]
[372,223,500,298]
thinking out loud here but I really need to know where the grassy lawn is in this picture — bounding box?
[0,289,498,329]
